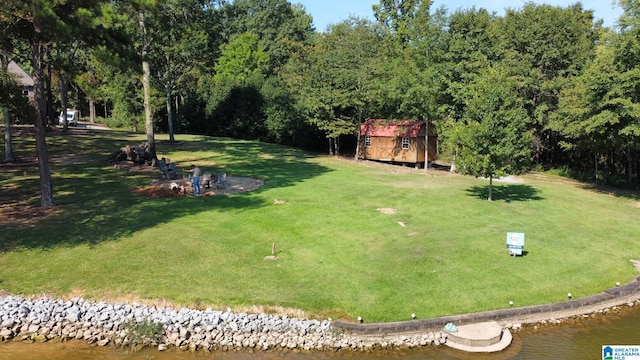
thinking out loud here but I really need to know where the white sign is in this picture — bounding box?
[506,232,524,256]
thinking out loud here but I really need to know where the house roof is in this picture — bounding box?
[360,119,426,137]
[8,61,34,87]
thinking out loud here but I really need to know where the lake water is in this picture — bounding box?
[2,305,639,360]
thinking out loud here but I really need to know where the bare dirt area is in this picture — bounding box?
[133,176,265,198]
[112,161,265,198]
[377,207,396,215]
[0,204,61,226]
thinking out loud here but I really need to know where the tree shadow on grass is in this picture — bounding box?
[0,132,331,252]
[466,184,544,202]
[153,136,329,190]
[580,183,640,202]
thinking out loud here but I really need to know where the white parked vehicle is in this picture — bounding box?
[59,109,79,126]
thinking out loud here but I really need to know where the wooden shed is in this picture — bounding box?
[358,119,437,167]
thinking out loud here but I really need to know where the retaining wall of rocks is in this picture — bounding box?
[0,296,447,352]
[3,276,640,352]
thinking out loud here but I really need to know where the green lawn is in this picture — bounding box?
[1,129,639,322]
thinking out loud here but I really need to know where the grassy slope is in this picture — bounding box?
[1,130,639,322]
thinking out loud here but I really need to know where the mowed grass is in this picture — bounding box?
[1,129,640,322]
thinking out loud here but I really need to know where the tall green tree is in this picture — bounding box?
[1,0,110,206]
[147,0,211,142]
[105,68,147,130]
[444,69,534,200]
[440,8,497,122]
[372,0,447,153]
[53,40,83,131]
[75,52,105,124]
[286,18,380,155]
[200,31,269,138]
[551,26,640,185]
[618,0,640,31]
[218,0,314,72]
[136,0,157,161]
[260,75,311,145]
[202,0,314,143]
[107,0,164,160]
[373,0,434,46]
[497,3,600,164]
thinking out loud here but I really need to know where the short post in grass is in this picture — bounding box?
[264,242,278,260]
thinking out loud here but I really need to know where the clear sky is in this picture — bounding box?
[294,0,623,32]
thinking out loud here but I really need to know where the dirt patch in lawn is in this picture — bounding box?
[110,160,265,198]
[377,207,397,215]
[133,176,264,198]
[0,204,62,226]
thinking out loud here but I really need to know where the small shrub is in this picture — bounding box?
[123,319,164,348]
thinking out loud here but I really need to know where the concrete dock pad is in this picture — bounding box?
[444,321,512,353]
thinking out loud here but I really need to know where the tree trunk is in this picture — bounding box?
[166,78,175,142]
[595,152,598,187]
[165,53,175,142]
[354,106,364,161]
[354,122,361,161]
[142,59,156,162]
[59,76,69,131]
[604,153,611,184]
[32,38,54,207]
[488,175,493,201]
[139,10,156,163]
[627,137,633,187]
[89,97,96,124]
[3,107,14,163]
[1,58,14,163]
[45,63,55,126]
[424,118,429,171]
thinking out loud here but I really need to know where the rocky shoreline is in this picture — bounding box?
[0,295,449,352]
[2,289,640,353]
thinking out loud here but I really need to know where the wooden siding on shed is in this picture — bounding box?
[358,119,438,164]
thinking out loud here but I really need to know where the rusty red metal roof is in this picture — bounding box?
[360,119,426,137]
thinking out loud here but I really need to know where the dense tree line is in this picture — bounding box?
[1,0,640,205]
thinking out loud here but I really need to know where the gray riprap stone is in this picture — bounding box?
[0,294,457,352]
